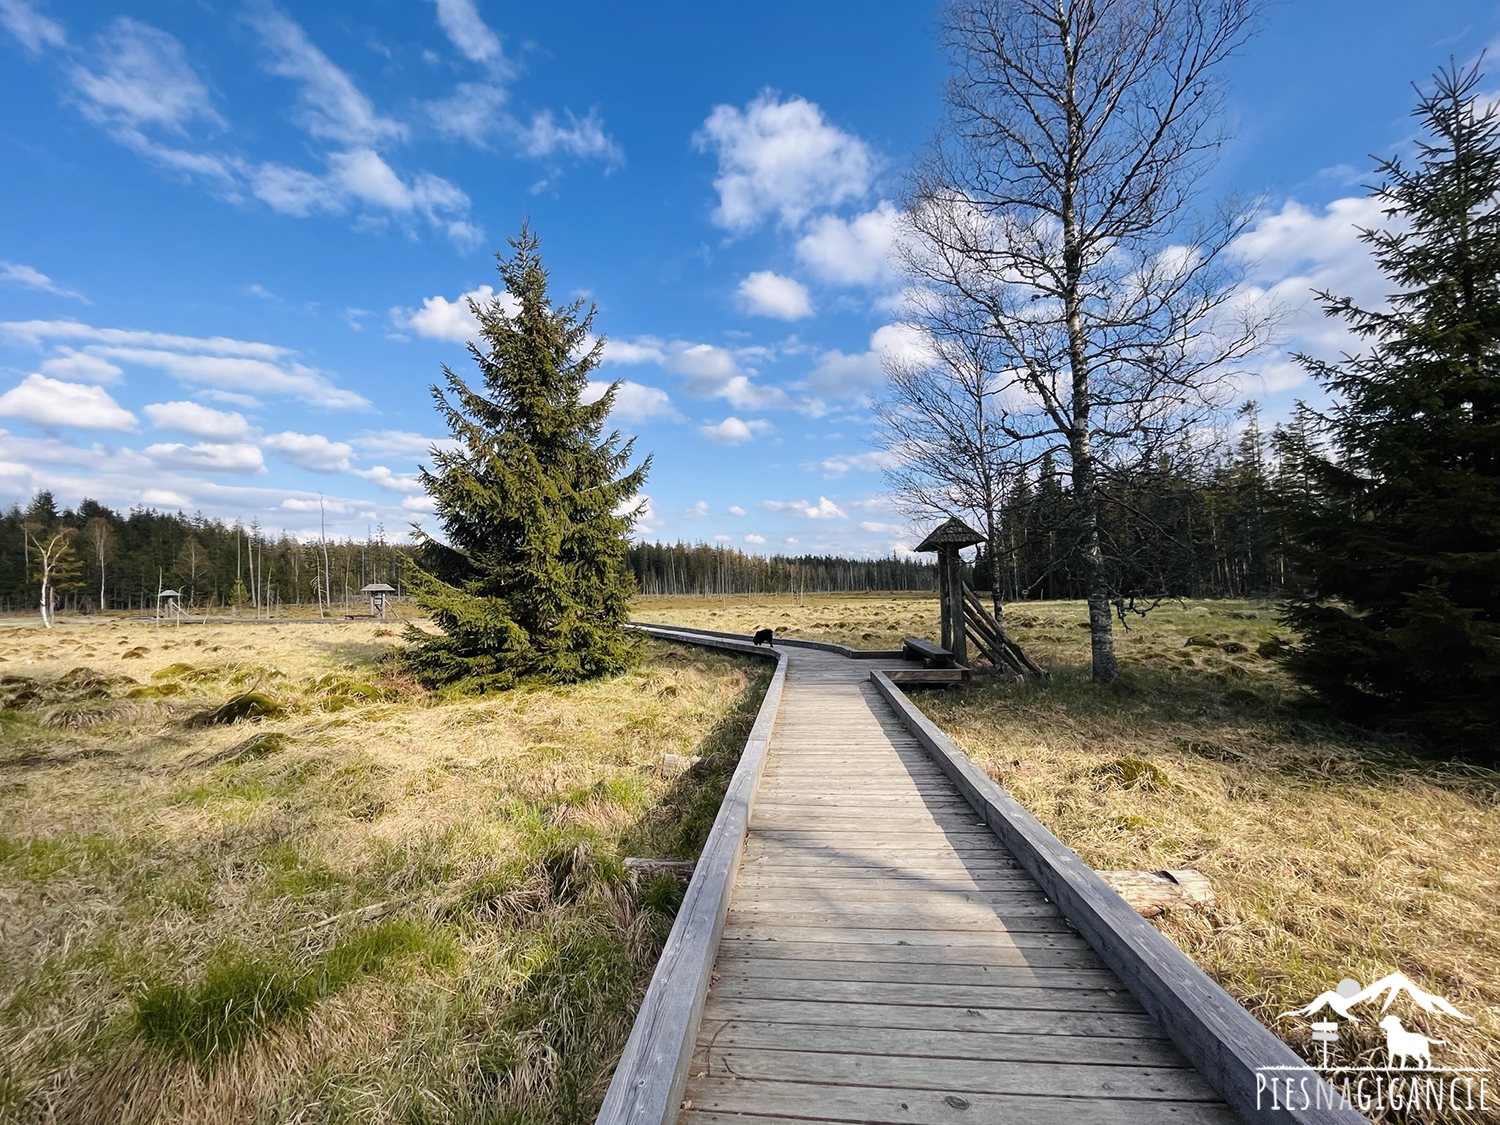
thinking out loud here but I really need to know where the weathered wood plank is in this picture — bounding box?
[713,936,1101,966]
[678,1079,1238,1125]
[696,996,1168,1038]
[719,923,1077,946]
[687,1047,1219,1100]
[707,975,1143,1012]
[690,1019,1184,1065]
[712,956,1119,990]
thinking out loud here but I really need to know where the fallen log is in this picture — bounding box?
[624,857,697,885]
[1099,868,1214,918]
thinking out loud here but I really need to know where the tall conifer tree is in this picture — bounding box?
[1281,64,1500,750]
[403,225,649,692]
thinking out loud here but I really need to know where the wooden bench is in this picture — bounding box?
[902,636,956,667]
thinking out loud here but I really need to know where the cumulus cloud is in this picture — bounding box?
[1,262,86,302]
[728,505,747,517]
[795,201,900,287]
[737,270,813,320]
[143,400,253,441]
[699,416,772,445]
[603,336,667,365]
[39,350,120,382]
[805,323,930,397]
[684,500,709,519]
[263,430,354,472]
[582,379,683,422]
[518,108,622,164]
[392,284,518,343]
[0,374,136,431]
[96,346,371,410]
[744,533,765,544]
[760,496,847,520]
[815,451,900,479]
[665,343,792,410]
[144,441,265,474]
[355,465,425,494]
[695,91,876,231]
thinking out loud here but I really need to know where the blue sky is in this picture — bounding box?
[0,0,1496,555]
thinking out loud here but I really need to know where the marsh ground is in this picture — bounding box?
[647,593,1500,1118]
[0,616,768,1124]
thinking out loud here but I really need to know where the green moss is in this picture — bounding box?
[1088,756,1169,791]
[197,692,285,726]
[151,663,197,681]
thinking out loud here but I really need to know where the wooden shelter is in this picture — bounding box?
[155,589,182,628]
[360,582,395,620]
[914,517,1045,678]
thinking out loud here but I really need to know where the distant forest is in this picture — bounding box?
[2,407,1289,614]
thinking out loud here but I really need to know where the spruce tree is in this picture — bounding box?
[1281,63,1500,752]
[402,225,650,692]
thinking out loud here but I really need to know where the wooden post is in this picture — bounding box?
[937,550,952,651]
[945,549,967,666]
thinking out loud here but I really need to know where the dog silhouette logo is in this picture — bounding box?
[1277,971,1472,1071]
[1378,1015,1445,1070]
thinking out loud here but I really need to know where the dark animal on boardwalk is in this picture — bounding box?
[753,629,774,648]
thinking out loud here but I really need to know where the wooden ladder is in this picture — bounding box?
[961,581,1046,679]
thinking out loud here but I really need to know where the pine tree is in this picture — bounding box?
[1282,63,1500,752]
[402,225,650,692]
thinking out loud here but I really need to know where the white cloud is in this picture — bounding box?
[0,374,136,431]
[728,505,747,517]
[0,0,66,53]
[144,441,265,474]
[737,270,813,320]
[392,284,518,343]
[355,465,425,494]
[90,345,371,410]
[744,533,765,544]
[713,534,731,542]
[1,262,86,302]
[70,18,223,135]
[760,496,847,520]
[39,350,120,382]
[351,429,458,459]
[249,3,405,147]
[796,201,900,286]
[603,336,666,365]
[695,91,876,231]
[699,416,771,446]
[685,500,709,519]
[427,81,508,145]
[263,430,354,472]
[430,0,503,66]
[0,319,288,359]
[402,494,438,512]
[140,488,191,508]
[816,451,900,479]
[582,379,683,422]
[665,343,792,410]
[143,400,253,441]
[519,109,622,164]
[805,323,930,397]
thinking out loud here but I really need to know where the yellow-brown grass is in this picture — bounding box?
[0,614,768,1124]
[648,593,1500,1125]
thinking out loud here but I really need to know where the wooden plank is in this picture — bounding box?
[713,956,1120,990]
[730,888,1056,909]
[690,1019,1185,1066]
[720,924,1077,947]
[869,670,1366,1125]
[678,1079,1238,1125]
[723,908,1067,932]
[707,976,1143,1012]
[696,996,1168,1039]
[713,938,1102,968]
[686,1047,1219,1100]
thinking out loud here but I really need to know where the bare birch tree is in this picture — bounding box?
[85,516,111,610]
[22,524,74,629]
[895,0,1273,681]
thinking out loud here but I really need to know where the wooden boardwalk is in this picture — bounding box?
[677,645,1234,1125]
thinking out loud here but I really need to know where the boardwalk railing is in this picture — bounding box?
[871,670,1368,1125]
[596,626,788,1125]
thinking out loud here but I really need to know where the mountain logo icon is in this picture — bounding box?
[1278,972,1473,1072]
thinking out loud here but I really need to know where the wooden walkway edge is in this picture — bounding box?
[597,626,1368,1125]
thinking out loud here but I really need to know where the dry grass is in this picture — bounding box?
[650,593,1500,1124]
[0,614,769,1124]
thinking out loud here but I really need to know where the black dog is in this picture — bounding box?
[752,628,774,648]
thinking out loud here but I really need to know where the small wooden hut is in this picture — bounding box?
[360,582,395,620]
